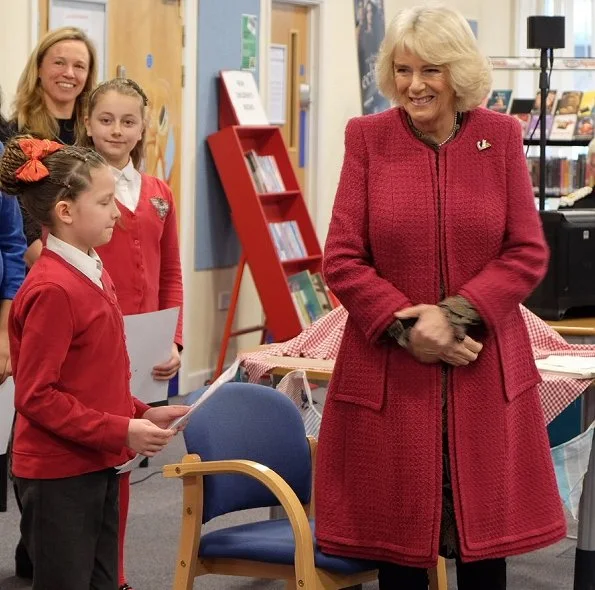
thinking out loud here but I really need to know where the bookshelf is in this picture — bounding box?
[207,124,325,356]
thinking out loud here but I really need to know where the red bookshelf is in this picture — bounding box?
[207,124,323,346]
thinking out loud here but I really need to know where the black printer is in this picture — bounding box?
[525,209,595,320]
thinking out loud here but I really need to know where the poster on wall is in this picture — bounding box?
[241,14,258,71]
[49,0,107,80]
[354,0,390,115]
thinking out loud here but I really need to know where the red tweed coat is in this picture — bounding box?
[315,107,566,567]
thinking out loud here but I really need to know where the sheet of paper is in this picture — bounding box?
[124,308,180,404]
[0,377,15,454]
[116,359,241,474]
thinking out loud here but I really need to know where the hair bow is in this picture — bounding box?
[14,138,64,182]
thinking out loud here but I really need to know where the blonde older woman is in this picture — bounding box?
[314,5,565,589]
[9,26,97,267]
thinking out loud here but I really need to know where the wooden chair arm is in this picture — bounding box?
[163,455,316,583]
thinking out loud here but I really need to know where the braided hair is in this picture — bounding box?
[0,135,106,227]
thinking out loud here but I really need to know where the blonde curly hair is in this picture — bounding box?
[376,4,492,112]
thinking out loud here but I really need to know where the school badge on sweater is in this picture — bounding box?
[150,196,169,220]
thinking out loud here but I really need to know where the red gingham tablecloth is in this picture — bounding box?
[239,305,595,424]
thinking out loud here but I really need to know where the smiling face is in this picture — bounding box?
[393,50,456,138]
[57,166,120,252]
[38,40,90,117]
[85,90,144,169]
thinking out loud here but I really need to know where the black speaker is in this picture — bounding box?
[527,16,565,49]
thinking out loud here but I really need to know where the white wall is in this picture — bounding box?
[0,0,36,116]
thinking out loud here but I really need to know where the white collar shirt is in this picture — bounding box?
[111,159,141,212]
[46,233,104,289]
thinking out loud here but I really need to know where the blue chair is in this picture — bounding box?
[162,381,379,589]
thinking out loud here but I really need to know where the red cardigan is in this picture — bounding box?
[96,174,183,345]
[315,107,566,566]
[10,250,150,479]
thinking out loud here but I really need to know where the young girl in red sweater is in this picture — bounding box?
[83,78,184,590]
[0,137,188,589]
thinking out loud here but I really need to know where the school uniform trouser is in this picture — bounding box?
[15,467,120,590]
[378,555,506,590]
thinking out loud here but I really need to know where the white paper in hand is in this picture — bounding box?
[124,308,180,403]
[116,359,241,474]
[0,377,15,453]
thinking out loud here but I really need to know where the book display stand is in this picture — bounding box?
[208,72,327,377]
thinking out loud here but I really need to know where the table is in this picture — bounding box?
[547,318,595,590]
[547,317,595,338]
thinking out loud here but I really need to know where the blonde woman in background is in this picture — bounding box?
[9,26,97,267]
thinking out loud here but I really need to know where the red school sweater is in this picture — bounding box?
[96,175,183,345]
[9,249,150,479]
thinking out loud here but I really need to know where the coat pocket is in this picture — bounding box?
[329,318,388,410]
[496,308,541,402]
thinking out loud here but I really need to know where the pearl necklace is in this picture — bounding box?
[410,113,459,148]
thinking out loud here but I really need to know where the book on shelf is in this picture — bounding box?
[527,153,588,196]
[550,91,581,141]
[509,98,534,137]
[310,271,334,314]
[550,114,578,141]
[574,90,595,140]
[555,90,582,115]
[287,270,328,327]
[244,149,286,193]
[531,89,557,116]
[268,220,307,261]
[486,89,513,114]
[526,113,553,140]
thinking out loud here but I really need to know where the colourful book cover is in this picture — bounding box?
[310,272,333,314]
[550,114,578,141]
[287,271,324,322]
[531,90,557,115]
[555,91,582,115]
[526,114,553,140]
[486,89,513,113]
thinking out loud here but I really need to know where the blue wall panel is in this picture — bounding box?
[195,0,261,270]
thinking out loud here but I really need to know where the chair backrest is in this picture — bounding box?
[183,382,313,522]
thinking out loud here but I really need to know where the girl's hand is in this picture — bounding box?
[0,330,11,384]
[152,343,181,381]
[126,419,174,456]
[397,304,454,354]
[439,336,483,366]
[142,405,189,431]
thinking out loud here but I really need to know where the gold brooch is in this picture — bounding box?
[476,139,492,151]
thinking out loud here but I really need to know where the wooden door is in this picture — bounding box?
[271,1,310,196]
[107,0,183,211]
[38,0,184,212]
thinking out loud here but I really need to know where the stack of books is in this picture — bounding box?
[244,150,286,193]
[269,221,307,260]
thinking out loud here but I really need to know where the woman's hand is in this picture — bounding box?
[439,336,483,366]
[408,344,441,365]
[397,304,454,354]
[152,342,181,381]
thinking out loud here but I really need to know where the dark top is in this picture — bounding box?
[3,116,77,245]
